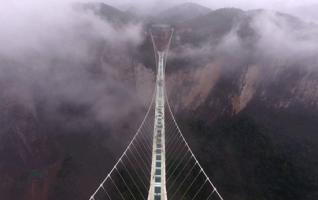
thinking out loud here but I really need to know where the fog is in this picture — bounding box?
[220,10,318,63]
[252,11,318,61]
[1,0,318,131]
[169,8,318,71]
[1,1,318,200]
[1,0,318,126]
[0,0,146,130]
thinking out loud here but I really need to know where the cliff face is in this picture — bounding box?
[163,8,318,200]
[167,62,318,115]
[165,8,318,114]
[166,62,221,111]
[165,58,318,200]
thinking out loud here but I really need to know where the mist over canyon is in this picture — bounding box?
[0,1,318,200]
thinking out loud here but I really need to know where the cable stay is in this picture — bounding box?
[164,91,224,200]
[89,25,224,200]
[89,89,156,200]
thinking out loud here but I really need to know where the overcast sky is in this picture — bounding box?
[104,0,317,10]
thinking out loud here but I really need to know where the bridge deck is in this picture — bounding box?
[148,52,168,200]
